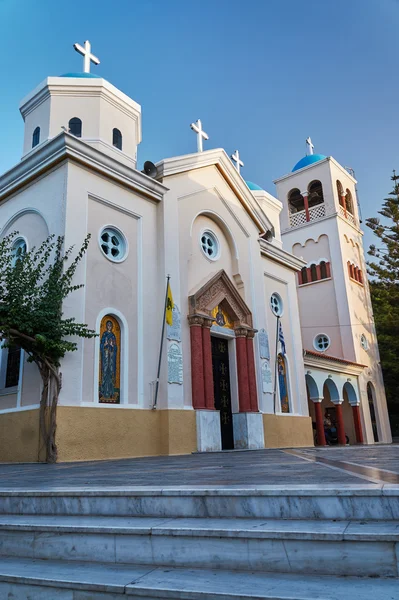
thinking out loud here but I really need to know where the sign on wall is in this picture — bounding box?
[259,329,270,360]
[168,343,183,384]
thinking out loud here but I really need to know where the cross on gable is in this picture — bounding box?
[190,119,209,153]
[73,40,100,74]
[306,137,314,155]
[231,149,244,174]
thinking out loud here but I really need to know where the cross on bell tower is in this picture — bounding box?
[306,137,315,155]
[73,40,100,74]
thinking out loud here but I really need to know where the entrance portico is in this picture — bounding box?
[304,351,370,446]
[188,270,264,452]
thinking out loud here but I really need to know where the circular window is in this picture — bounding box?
[314,334,330,352]
[11,238,27,265]
[270,293,283,316]
[99,227,127,262]
[200,230,219,260]
[360,334,369,351]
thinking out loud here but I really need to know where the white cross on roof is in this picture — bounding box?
[73,40,100,74]
[190,119,209,153]
[231,149,244,174]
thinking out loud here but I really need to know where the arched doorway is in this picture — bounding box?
[343,382,359,444]
[367,382,379,442]
[306,374,325,446]
[323,379,347,445]
[188,269,260,451]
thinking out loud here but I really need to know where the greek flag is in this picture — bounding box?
[278,320,286,355]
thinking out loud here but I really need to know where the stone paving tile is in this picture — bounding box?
[0,446,398,489]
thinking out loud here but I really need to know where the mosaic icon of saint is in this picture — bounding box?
[215,306,226,327]
[100,320,118,401]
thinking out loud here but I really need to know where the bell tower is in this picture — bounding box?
[19,40,142,169]
[274,139,391,444]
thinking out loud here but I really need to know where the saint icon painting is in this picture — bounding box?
[99,316,121,403]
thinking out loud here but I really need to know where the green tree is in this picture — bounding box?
[366,171,399,435]
[0,232,97,462]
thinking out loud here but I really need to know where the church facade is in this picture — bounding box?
[0,45,391,462]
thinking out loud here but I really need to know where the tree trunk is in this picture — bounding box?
[38,363,61,463]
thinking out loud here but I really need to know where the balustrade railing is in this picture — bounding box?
[289,203,326,228]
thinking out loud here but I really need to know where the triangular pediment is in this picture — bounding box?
[188,270,253,328]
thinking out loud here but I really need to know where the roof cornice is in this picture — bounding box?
[274,156,357,185]
[303,350,366,375]
[156,149,273,234]
[0,132,167,203]
[19,77,142,143]
[259,239,306,271]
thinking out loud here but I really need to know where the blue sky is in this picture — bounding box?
[1,0,398,248]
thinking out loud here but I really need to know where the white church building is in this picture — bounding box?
[0,42,391,462]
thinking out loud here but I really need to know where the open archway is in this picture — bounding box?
[367,382,379,442]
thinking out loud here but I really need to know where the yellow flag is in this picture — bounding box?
[165,282,174,325]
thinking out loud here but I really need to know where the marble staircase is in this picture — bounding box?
[0,487,398,599]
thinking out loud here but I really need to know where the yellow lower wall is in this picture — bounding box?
[0,408,313,463]
[0,408,41,463]
[263,414,314,448]
[56,406,197,462]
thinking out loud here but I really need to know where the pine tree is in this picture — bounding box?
[0,233,97,462]
[366,171,399,435]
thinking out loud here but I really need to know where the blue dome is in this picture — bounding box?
[60,72,101,79]
[246,181,263,191]
[292,154,326,172]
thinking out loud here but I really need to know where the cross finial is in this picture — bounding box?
[190,119,209,153]
[306,137,314,155]
[231,149,244,174]
[73,40,100,74]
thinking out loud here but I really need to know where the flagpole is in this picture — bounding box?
[272,316,280,415]
[153,275,170,410]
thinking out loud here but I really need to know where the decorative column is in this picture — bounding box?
[246,330,259,412]
[235,327,251,412]
[188,316,205,409]
[312,398,326,446]
[351,403,364,444]
[301,190,310,222]
[333,400,347,445]
[341,194,347,218]
[202,317,215,410]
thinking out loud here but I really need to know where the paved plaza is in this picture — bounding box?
[0,445,398,490]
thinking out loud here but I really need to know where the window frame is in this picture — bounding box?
[68,117,82,138]
[270,292,284,317]
[112,128,123,151]
[32,126,41,148]
[98,226,129,264]
[313,333,331,352]
[200,229,220,261]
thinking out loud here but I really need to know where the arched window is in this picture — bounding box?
[32,127,40,148]
[336,180,344,207]
[301,266,308,284]
[112,128,122,150]
[11,237,27,267]
[69,117,82,138]
[345,189,354,214]
[288,188,304,214]
[358,269,363,284]
[320,261,328,279]
[310,264,318,281]
[277,353,290,413]
[307,180,324,208]
[5,345,21,388]
[98,315,121,403]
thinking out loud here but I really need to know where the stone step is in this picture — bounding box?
[0,514,398,576]
[0,485,398,520]
[0,557,398,600]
